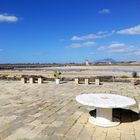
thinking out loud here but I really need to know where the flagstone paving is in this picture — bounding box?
[0,80,140,140]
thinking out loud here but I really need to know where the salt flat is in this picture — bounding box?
[1,65,140,78]
[0,80,140,140]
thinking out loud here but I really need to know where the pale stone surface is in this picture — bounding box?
[0,80,139,140]
[76,94,136,108]
[85,78,89,85]
[95,79,100,85]
[38,77,43,84]
[21,77,27,84]
[75,78,79,84]
[29,77,35,84]
[65,123,83,139]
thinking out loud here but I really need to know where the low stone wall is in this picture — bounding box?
[115,77,140,82]
[0,74,140,84]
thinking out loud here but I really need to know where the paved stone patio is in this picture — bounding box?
[0,80,140,140]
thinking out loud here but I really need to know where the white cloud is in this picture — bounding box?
[71,31,113,41]
[98,43,126,51]
[0,14,18,23]
[117,25,140,35]
[107,43,125,49]
[98,42,140,55]
[70,41,96,48]
[98,9,110,14]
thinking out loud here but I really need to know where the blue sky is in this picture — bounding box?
[0,0,140,63]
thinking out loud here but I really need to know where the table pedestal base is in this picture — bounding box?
[89,108,120,127]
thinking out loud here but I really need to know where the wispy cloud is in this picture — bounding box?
[71,31,114,41]
[98,9,110,14]
[69,41,96,48]
[117,25,140,35]
[0,13,18,23]
[71,24,140,41]
[98,42,125,51]
[98,42,140,55]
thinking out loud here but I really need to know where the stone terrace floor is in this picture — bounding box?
[0,80,140,140]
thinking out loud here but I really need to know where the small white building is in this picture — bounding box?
[85,60,89,66]
[108,61,112,65]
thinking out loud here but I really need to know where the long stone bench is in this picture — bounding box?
[74,77,101,85]
[21,75,46,84]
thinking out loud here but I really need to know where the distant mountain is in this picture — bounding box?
[95,58,116,63]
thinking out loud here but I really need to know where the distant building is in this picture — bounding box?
[108,61,112,65]
[85,60,89,66]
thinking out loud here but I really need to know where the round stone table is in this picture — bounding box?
[76,93,136,127]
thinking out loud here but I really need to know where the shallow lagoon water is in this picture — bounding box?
[13,68,140,72]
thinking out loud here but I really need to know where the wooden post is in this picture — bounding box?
[85,78,89,85]
[75,78,79,84]
[95,79,100,85]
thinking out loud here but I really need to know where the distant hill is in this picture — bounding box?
[95,58,116,63]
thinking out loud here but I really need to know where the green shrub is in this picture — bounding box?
[132,71,137,78]
[53,70,61,79]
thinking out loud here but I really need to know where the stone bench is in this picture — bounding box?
[21,77,28,84]
[95,78,100,85]
[38,77,44,84]
[74,77,90,85]
[74,78,80,84]
[21,75,45,84]
[74,77,101,85]
[85,78,89,85]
